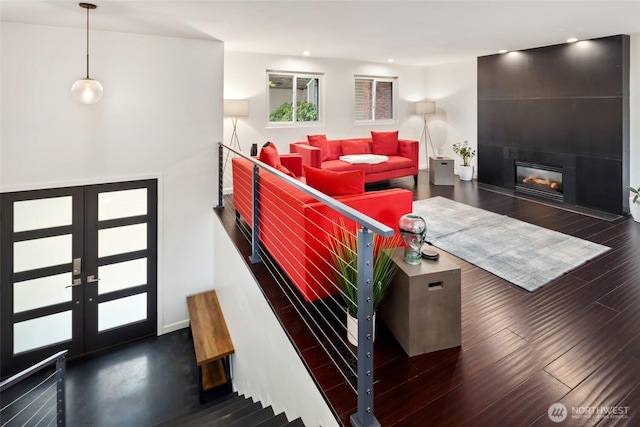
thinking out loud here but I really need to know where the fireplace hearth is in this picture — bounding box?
[515,161,563,202]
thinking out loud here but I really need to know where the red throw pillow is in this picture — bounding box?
[276,163,296,178]
[371,131,399,156]
[341,139,372,156]
[259,142,281,167]
[303,166,364,196]
[307,134,331,162]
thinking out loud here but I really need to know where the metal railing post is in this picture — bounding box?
[216,142,224,210]
[56,353,66,427]
[350,227,380,427]
[249,164,262,264]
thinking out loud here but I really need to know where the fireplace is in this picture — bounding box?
[514,161,563,202]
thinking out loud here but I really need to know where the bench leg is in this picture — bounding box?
[413,174,418,184]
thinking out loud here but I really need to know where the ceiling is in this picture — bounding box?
[2,1,639,66]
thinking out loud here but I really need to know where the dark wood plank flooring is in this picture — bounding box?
[216,171,640,427]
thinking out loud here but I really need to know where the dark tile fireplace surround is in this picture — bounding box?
[477,35,630,216]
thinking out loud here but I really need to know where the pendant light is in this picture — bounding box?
[71,3,103,104]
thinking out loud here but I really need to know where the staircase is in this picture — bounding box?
[155,392,304,427]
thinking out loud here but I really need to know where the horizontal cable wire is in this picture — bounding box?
[1,371,56,427]
[19,384,55,427]
[226,194,359,387]
[32,404,55,427]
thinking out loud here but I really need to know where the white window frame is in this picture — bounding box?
[266,71,324,128]
[354,75,398,125]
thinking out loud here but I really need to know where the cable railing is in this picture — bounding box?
[217,142,403,427]
[0,350,67,427]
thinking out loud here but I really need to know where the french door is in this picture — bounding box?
[1,180,157,377]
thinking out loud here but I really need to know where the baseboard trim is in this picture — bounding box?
[161,319,189,335]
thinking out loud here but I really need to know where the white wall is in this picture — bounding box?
[0,22,224,334]
[423,58,478,176]
[631,33,640,191]
[223,51,431,167]
[213,215,339,427]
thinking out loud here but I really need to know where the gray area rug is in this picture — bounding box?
[412,197,611,291]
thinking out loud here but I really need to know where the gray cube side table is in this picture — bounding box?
[429,157,454,185]
[381,248,461,357]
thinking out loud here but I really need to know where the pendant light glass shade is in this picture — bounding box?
[72,3,103,104]
[72,78,103,104]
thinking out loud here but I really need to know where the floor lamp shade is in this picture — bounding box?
[415,101,435,115]
[224,99,249,117]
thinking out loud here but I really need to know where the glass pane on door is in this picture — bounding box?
[98,189,147,221]
[14,311,73,354]
[98,258,147,295]
[98,293,147,331]
[98,224,147,257]
[13,234,72,272]
[14,273,72,313]
[13,196,73,232]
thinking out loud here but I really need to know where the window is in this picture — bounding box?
[354,76,397,122]
[267,72,322,125]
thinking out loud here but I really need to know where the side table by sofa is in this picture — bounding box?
[381,247,461,356]
[429,157,454,185]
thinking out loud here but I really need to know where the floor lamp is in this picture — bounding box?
[415,101,436,163]
[223,99,249,171]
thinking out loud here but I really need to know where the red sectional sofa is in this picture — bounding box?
[232,156,413,302]
[290,135,419,184]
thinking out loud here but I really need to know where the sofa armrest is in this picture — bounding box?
[280,153,303,177]
[290,143,322,171]
[398,139,419,169]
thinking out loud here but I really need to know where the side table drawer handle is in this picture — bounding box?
[428,281,444,289]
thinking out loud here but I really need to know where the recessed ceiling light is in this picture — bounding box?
[387,58,394,63]
[303,51,310,56]
[499,49,508,54]
[567,37,578,43]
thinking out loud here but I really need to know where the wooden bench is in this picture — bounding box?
[187,290,235,402]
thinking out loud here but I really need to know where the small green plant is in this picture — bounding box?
[452,140,476,167]
[327,220,401,317]
[269,101,318,122]
[629,186,640,204]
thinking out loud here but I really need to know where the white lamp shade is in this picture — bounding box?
[415,101,436,115]
[224,99,249,117]
[71,78,104,104]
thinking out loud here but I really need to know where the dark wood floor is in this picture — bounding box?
[216,171,640,427]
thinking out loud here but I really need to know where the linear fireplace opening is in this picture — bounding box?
[515,161,563,202]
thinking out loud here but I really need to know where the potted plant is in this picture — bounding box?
[629,185,639,223]
[452,140,476,181]
[328,221,401,346]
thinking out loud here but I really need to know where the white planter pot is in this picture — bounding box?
[458,165,474,181]
[630,197,640,223]
[347,312,376,346]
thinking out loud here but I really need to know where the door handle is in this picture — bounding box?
[87,275,100,283]
[66,278,83,288]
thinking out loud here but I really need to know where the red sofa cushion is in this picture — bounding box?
[307,134,331,161]
[304,166,364,196]
[371,131,399,156]
[260,142,295,177]
[341,139,372,155]
[259,142,280,167]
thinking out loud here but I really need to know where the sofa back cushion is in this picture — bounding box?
[259,142,295,177]
[307,134,331,161]
[371,131,399,156]
[341,139,373,156]
[304,166,364,196]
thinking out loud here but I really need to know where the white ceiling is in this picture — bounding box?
[2,1,639,66]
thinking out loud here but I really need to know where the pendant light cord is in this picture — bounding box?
[86,5,90,79]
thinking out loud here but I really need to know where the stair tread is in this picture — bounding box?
[153,393,242,426]
[286,417,305,427]
[254,412,289,427]
[225,406,276,427]
[205,400,264,426]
